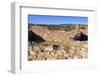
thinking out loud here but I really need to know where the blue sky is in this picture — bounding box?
[28,15,88,25]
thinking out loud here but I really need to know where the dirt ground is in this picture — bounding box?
[28,25,88,61]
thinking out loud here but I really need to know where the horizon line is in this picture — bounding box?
[28,23,88,25]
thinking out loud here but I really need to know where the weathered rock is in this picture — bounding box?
[28,55,33,60]
[64,53,69,58]
[83,44,88,48]
[29,50,36,56]
[74,41,80,44]
[28,47,32,52]
[61,46,68,54]
[57,55,64,59]
[31,55,37,60]
[46,55,57,60]
[54,53,58,58]
[50,51,56,56]
[36,52,45,60]
[47,57,56,60]
[81,48,87,51]
[73,56,81,59]
[61,49,68,54]
[32,45,40,52]
[68,46,76,57]
[78,51,87,58]
[56,50,64,56]
[44,45,53,52]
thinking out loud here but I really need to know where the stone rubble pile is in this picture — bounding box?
[28,41,88,61]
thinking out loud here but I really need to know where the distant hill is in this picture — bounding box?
[28,23,87,27]
[28,23,87,31]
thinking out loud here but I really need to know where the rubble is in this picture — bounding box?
[28,25,88,61]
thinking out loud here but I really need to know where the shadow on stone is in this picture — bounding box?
[28,30,45,43]
[73,32,88,41]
